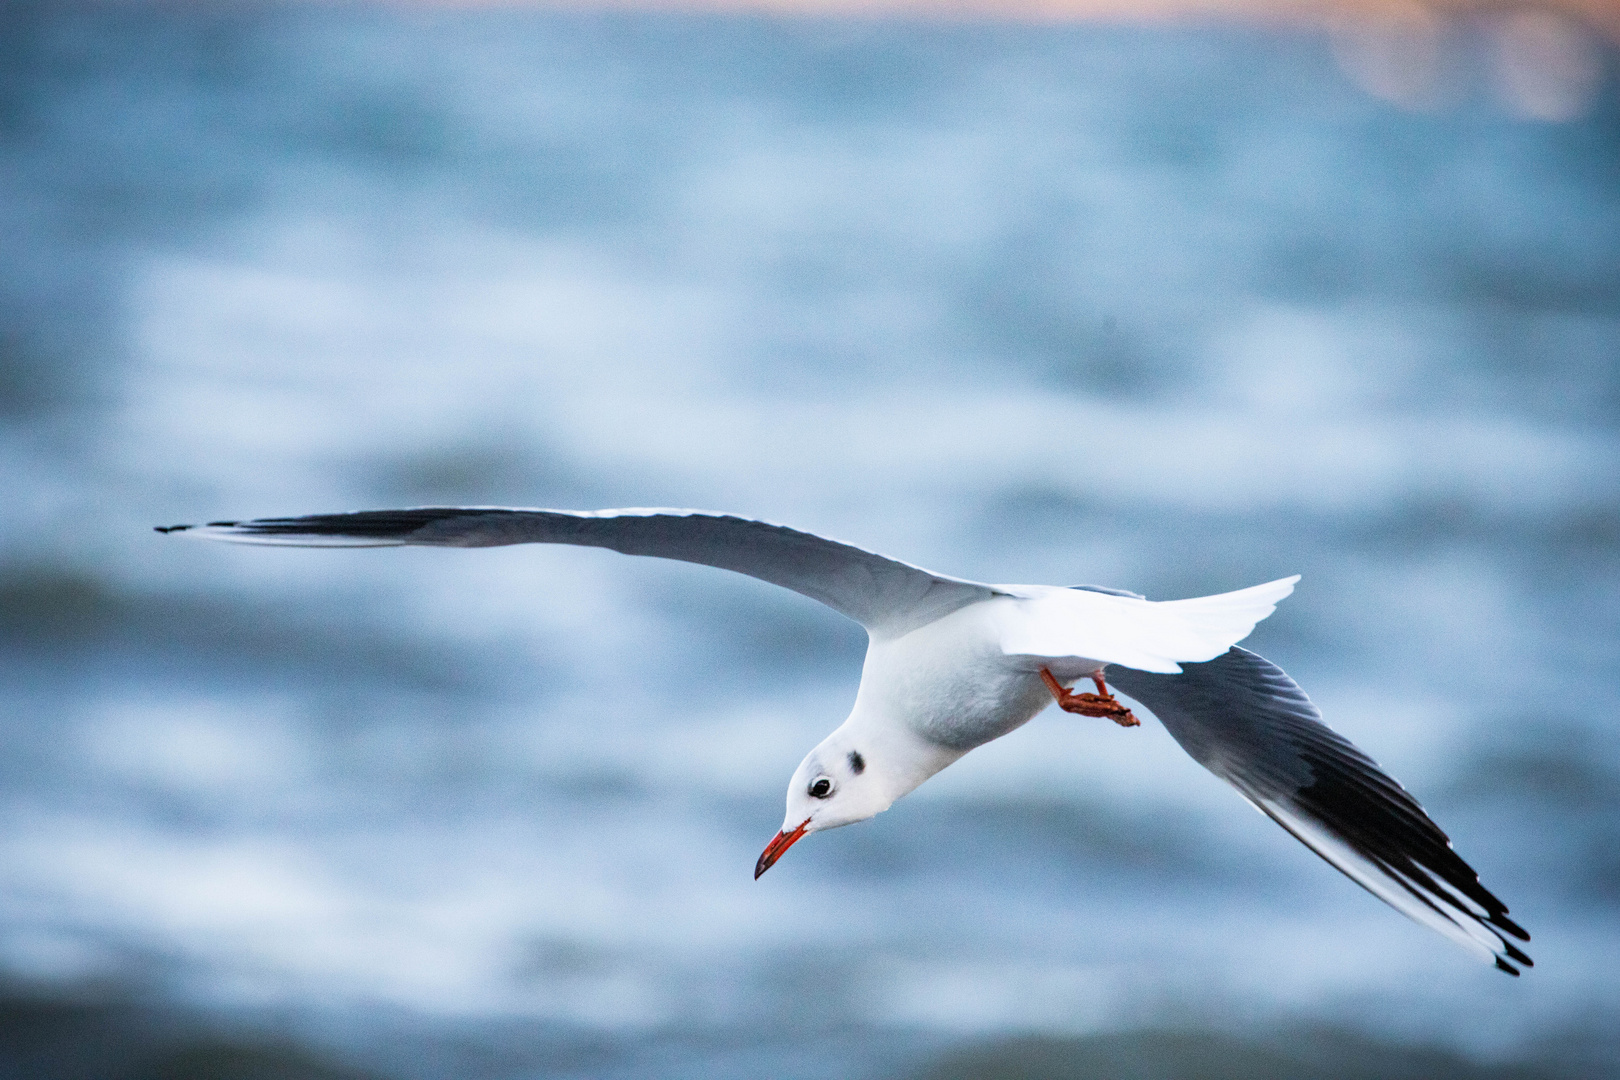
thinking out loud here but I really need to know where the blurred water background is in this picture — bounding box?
[3,3,1619,1077]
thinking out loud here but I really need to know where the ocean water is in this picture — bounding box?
[2,5,1619,1078]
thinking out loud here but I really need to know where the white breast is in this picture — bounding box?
[852,599,1056,752]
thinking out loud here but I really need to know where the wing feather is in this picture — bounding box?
[156,506,998,635]
[1106,647,1531,974]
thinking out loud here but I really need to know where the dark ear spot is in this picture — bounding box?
[848,750,865,775]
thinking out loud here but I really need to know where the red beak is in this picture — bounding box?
[754,819,811,879]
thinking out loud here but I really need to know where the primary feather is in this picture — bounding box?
[159,506,999,636]
[1108,648,1531,975]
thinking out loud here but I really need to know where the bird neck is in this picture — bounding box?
[830,710,966,807]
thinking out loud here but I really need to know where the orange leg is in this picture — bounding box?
[1040,668,1139,728]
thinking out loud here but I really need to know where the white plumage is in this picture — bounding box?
[993,577,1299,674]
[158,505,1531,975]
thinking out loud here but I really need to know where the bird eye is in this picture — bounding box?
[808,777,834,799]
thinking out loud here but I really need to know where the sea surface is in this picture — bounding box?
[2,5,1619,1078]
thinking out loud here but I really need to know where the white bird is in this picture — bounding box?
[157,506,1531,975]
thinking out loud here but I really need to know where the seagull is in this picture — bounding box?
[156,506,1531,975]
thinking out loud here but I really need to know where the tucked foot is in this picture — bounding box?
[1040,668,1139,727]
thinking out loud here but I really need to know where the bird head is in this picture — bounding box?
[754,737,893,878]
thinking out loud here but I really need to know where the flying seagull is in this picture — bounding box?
[156,506,1531,975]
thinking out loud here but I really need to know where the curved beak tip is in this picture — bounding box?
[754,820,810,879]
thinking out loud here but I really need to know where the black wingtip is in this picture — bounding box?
[154,524,193,534]
[1502,940,1534,968]
[1494,957,1522,976]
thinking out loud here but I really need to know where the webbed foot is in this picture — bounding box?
[1040,668,1139,727]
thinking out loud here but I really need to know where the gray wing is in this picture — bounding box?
[155,506,999,635]
[1107,647,1532,975]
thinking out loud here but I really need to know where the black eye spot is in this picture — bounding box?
[848,750,865,775]
[808,777,833,799]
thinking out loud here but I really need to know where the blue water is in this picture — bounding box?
[2,5,1619,1077]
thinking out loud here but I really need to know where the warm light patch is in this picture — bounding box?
[1488,7,1605,120]
[459,0,1618,42]
[511,0,1615,120]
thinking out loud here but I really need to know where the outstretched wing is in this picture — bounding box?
[1107,647,1532,975]
[156,506,1000,636]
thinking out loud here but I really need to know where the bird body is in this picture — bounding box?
[793,601,1056,830]
[819,579,1292,782]
[859,596,1058,753]
[775,580,1295,849]
[158,505,1531,975]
